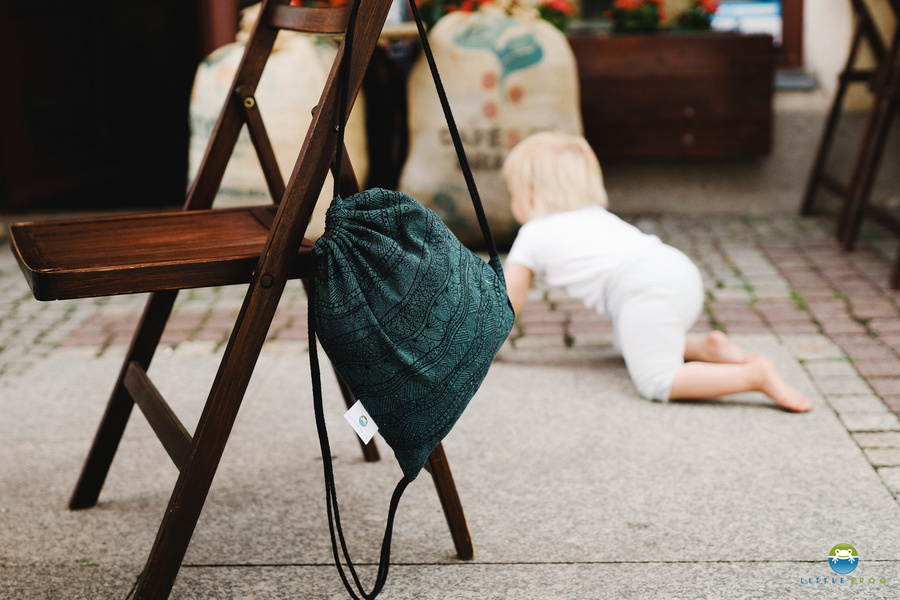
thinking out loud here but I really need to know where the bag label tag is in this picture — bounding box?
[344,400,378,445]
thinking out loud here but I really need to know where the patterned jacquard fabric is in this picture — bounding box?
[313,187,515,480]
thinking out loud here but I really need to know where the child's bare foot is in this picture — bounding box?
[752,356,813,412]
[689,331,753,364]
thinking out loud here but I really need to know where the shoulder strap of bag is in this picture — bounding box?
[309,278,408,600]
[314,8,407,600]
[406,0,500,258]
[313,2,502,597]
[334,0,502,260]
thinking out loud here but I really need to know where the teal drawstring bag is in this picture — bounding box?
[313,188,513,479]
[306,0,514,598]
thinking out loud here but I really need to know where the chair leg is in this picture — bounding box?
[133,278,284,599]
[425,442,474,560]
[891,245,900,290]
[132,399,242,598]
[800,84,847,215]
[837,28,900,249]
[69,290,179,510]
[837,94,898,250]
[801,31,861,216]
[132,385,247,599]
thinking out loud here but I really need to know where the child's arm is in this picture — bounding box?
[504,262,533,316]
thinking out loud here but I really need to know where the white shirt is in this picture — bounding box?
[505,206,663,314]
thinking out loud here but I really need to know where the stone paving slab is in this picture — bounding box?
[3,562,898,600]
[855,432,900,447]
[4,336,900,597]
[166,563,900,600]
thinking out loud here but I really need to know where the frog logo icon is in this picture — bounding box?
[828,544,859,574]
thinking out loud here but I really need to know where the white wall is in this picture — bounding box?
[802,0,897,109]
[803,0,853,101]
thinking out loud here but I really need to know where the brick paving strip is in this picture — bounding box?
[3,214,900,498]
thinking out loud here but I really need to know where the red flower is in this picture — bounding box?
[647,0,666,22]
[541,0,574,15]
[609,0,668,30]
[698,0,720,13]
[613,0,667,21]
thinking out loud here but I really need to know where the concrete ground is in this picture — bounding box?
[3,212,900,598]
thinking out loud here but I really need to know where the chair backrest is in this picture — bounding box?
[185,0,364,219]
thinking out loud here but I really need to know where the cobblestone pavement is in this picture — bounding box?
[4,213,900,495]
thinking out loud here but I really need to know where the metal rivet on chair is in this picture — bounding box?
[243,97,256,108]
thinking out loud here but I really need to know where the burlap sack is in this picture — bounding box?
[188,4,368,239]
[399,4,582,248]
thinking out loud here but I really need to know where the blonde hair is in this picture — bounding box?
[503,131,608,222]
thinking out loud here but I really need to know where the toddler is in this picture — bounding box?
[502,132,812,412]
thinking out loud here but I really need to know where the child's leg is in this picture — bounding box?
[615,296,693,402]
[616,299,812,411]
[670,357,812,412]
[609,245,706,402]
[684,330,753,364]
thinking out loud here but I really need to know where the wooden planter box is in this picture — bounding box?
[567,32,775,160]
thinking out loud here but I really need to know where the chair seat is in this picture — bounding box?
[9,205,315,301]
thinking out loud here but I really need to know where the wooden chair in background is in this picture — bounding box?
[8,0,473,597]
[801,0,888,219]
[802,0,900,286]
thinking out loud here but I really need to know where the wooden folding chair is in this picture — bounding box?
[832,2,900,279]
[800,0,889,219]
[802,0,900,287]
[7,0,473,597]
